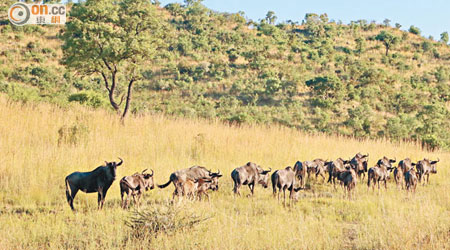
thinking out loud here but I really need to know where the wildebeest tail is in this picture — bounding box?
[65,177,72,204]
[157,178,172,189]
[120,177,134,192]
[367,168,374,187]
[271,172,278,194]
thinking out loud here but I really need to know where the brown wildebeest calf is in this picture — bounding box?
[182,177,214,201]
[120,169,154,209]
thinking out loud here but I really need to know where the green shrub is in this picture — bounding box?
[68,91,107,108]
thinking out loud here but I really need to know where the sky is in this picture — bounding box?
[61,0,449,40]
[157,0,449,40]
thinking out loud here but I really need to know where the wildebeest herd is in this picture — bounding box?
[64,153,441,210]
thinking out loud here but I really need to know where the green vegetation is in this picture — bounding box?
[0,0,449,149]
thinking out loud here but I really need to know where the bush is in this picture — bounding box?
[57,123,89,146]
[68,91,107,108]
[408,26,421,35]
[125,202,211,242]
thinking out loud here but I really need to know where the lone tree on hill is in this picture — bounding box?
[375,31,400,56]
[61,0,165,120]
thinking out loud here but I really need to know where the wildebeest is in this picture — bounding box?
[367,157,396,191]
[326,158,351,189]
[415,158,440,185]
[65,158,123,210]
[404,166,418,192]
[158,166,222,199]
[181,177,213,200]
[271,166,303,205]
[394,158,416,189]
[294,161,307,188]
[350,153,369,181]
[231,162,271,196]
[338,168,357,199]
[183,178,198,199]
[303,159,327,182]
[313,158,328,183]
[120,169,154,209]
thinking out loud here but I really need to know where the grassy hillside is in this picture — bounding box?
[0,96,449,249]
[1,1,449,149]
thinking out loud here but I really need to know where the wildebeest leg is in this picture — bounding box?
[97,191,103,210]
[426,174,429,185]
[248,183,255,196]
[122,190,130,209]
[384,180,387,190]
[132,194,137,207]
[282,186,286,206]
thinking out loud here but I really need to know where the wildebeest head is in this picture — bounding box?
[377,156,396,170]
[427,158,440,174]
[257,166,272,188]
[104,157,123,181]
[208,170,223,191]
[141,169,155,191]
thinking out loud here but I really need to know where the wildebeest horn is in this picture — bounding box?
[104,161,108,165]
[117,157,123,166]
[390,157,396,163]
[142,169,148,174]
[431,158,440,164]
[150,169,154,176]
[262,167,272,174]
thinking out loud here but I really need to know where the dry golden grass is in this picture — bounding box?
[0,96,449,249]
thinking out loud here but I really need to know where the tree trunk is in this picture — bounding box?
[121,79,135,121]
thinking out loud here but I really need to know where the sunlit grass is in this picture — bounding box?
[0,96,448,249]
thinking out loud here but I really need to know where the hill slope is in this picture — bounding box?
[0,95,449,249]
[0,1,449,149]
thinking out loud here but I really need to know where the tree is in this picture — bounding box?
[375,31,400,56]
[62,0,165,120]
[395,23,402,29]
[440,31,449,44]
[408,25,421,35]
[383,18,391,27]
[355,37,366,55]
[265,11,277,25]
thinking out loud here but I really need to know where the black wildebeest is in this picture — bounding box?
[120,169,155,209]
[394,158,416,189]
[65,158,123,210]
[367,157,396,191]
[350,153,369,181]
[158,166,222,199]
[271,166,303,205]
[231,162,271,196]
[415,158,440,185]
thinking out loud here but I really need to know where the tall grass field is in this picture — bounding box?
[0,96,449,249]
